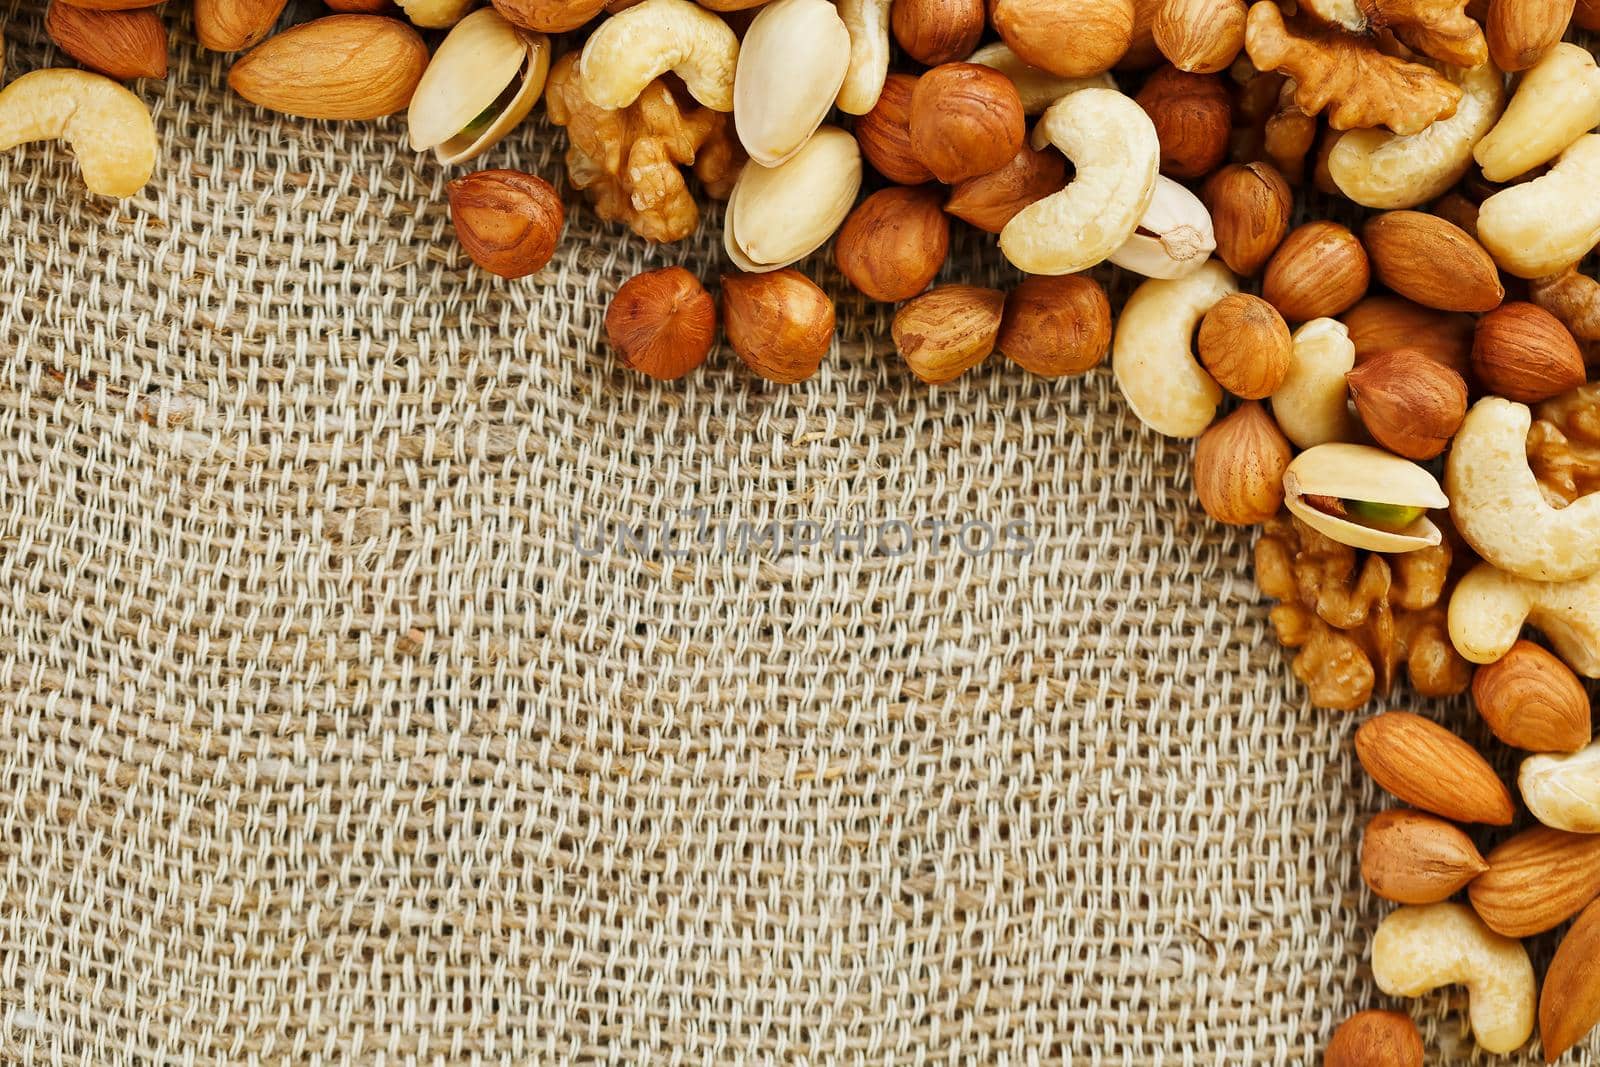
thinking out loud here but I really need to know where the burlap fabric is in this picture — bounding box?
[0,9,1594,1063]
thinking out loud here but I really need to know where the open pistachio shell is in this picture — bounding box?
[1283,443,1448,553]
[407,8,550,164]
[725,125,861,272]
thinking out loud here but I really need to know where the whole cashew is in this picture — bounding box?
[1111,260,1236,437]
[1475,43,1600,182]
[0,68,155,198]
[1372,903,1536,1055]
[1521,740,1600,833]
[1328,63,1504,209]
[1448,562,1600,676]
[999,88,1158,275]
[1447,397,1600,582]
[836,0,890,114]
[1478,134,1600,278]
[578,0,739,111]
[1270,318,1359,449]
[966,42,1116,114]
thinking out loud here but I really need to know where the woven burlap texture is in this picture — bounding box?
[0,11,1594,1065]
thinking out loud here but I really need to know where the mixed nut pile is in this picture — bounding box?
[4,0,1600,1058]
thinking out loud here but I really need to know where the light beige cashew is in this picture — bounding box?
[1000,89,1158,275]
[1447,397,1600,582]
[1449,563,1600,676]
[836,0,891,114]
[1111,260,1236,438]
[1328,62,1504,209]
[1477,134,1600,278]
[1521,740,1600,833]
[1109,176,1215,279]
[579,0,739,111]
[1475,43,1600,182]
[1372,903,1536,1055]
[1270,318,1359,449]
[734,0,849,164]
[0,69,155,198]
[967,42,1116,114]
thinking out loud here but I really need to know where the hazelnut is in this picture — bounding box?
[908,63,1026,184]
[1191,401,1292,525]
[1134,65,1231,179]
[996,275,1112,377]
[490,0,608,30]
[890,0,984,65]
[834,185,951,302]
[1471,302,1587,403]
[721,269,836,384]
[447,169,565,279]
[944,144,1066,233]
[1152,0,1246,72]
[1324,1011,1423,1067]
[605,266,718,381]
[853,73,934,185]
[1262,221,1369,321]
[989,0,1135,78]
[1346,348,1468,460]
[1196,293,1290,398]
[892,284,1005,384]
[1341,295,1475,383]
[1200,162,1291,276]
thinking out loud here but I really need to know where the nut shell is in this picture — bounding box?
[1346,348,1468,460]
[721,269,836,384]
[1283,443,1446,553]
[944,144,1066,233]
[448,169,565,278]
[854,74,933,185]
[892,285,1004,384]
[1135,65,1231,179]
[908,63,1026,184]
[1262,220,1369,321]
[1191,401,1292,525]
[605,267,718,381]
[1200,161,1291,276]
[996,274,1112,376]
[1196,292,1290,398]
[1471,640,1591,753]
[1471,302,1586,403]
[1324,1011,1424,1067]
[834,185,950,302]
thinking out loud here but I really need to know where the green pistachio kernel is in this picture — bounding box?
[1347,500,1426,531]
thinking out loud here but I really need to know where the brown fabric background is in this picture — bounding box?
[0,8,1594,1063]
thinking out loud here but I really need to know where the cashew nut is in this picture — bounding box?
[1109,176,1216,279]
[734,0,849,165]
[1449,562,1600,676]
[0,68,155,198]
[1270,318,1359,449]
[1521,740,1600,833]
[1447,397,1600,582]
[1328,63,1504,209]
[1477,134,1600,278]
[1475,43,1600,182]
[578,0,739,111]
[1372,902,1536,1055]
[967,42,1117,114]
[1111,260,1236,438]
[999,89,1158,276]
[836,0,890,114]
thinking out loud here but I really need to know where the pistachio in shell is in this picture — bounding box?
[406,8,551,165]
[1282,443,1448,553]
[724,125,862,273]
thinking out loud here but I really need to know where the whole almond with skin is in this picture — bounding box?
[1196,293,1291,398]
[1342,295,1474,382]
[945,144,1066,233]
[606,267,718,381]
[996,274,1111,377]
[1472,641,1591,753]
[1324,1010,1424,1067]
[45,1,167,79]
[1135,66,1231,179]
[1201,162,1291,276]
[1472,303,1587,403]
[1541,898,1600,1062]
[908,64,1026,184]
[989,0,1134,78]
[892,285,1004,385]
[1346,349,1468,460]
[229,15,427,120]
[1468,826,1600,937]
[1355,712,1516,826]
[1153,0,1247,72]
[196,0,289,51]
[447,170,564,279]
[834,186,950,302]
[891,0,984,65]
[1361,809,1488,904]
[721,269,836,384]
[1362,212,1504,313]
[1191,401,1292,525]
[1263,221,1369,321]
[1486,0,1575,71]
[854,74,933,185]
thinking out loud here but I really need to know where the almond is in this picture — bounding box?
[1362,211,1505,314]
[45,1,167,79]
[1468,827,1600,938]
[1346,348,1468,460]
[1262,221,1369,322]
[1340,295,1475,383]
[1472,641,1592,754]
[196,0,288,51]
[1324,1010,1424,1067]
[834,185,950,302]
[1355,712,1516,826]
[945,144,1066,233]
[1472,302,1587,404]
[228,15,428,120]
[1361,809,1489,905]
[1486,0,1573,71]
[891,285,1004,384]
[1541,898,1600,1062]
